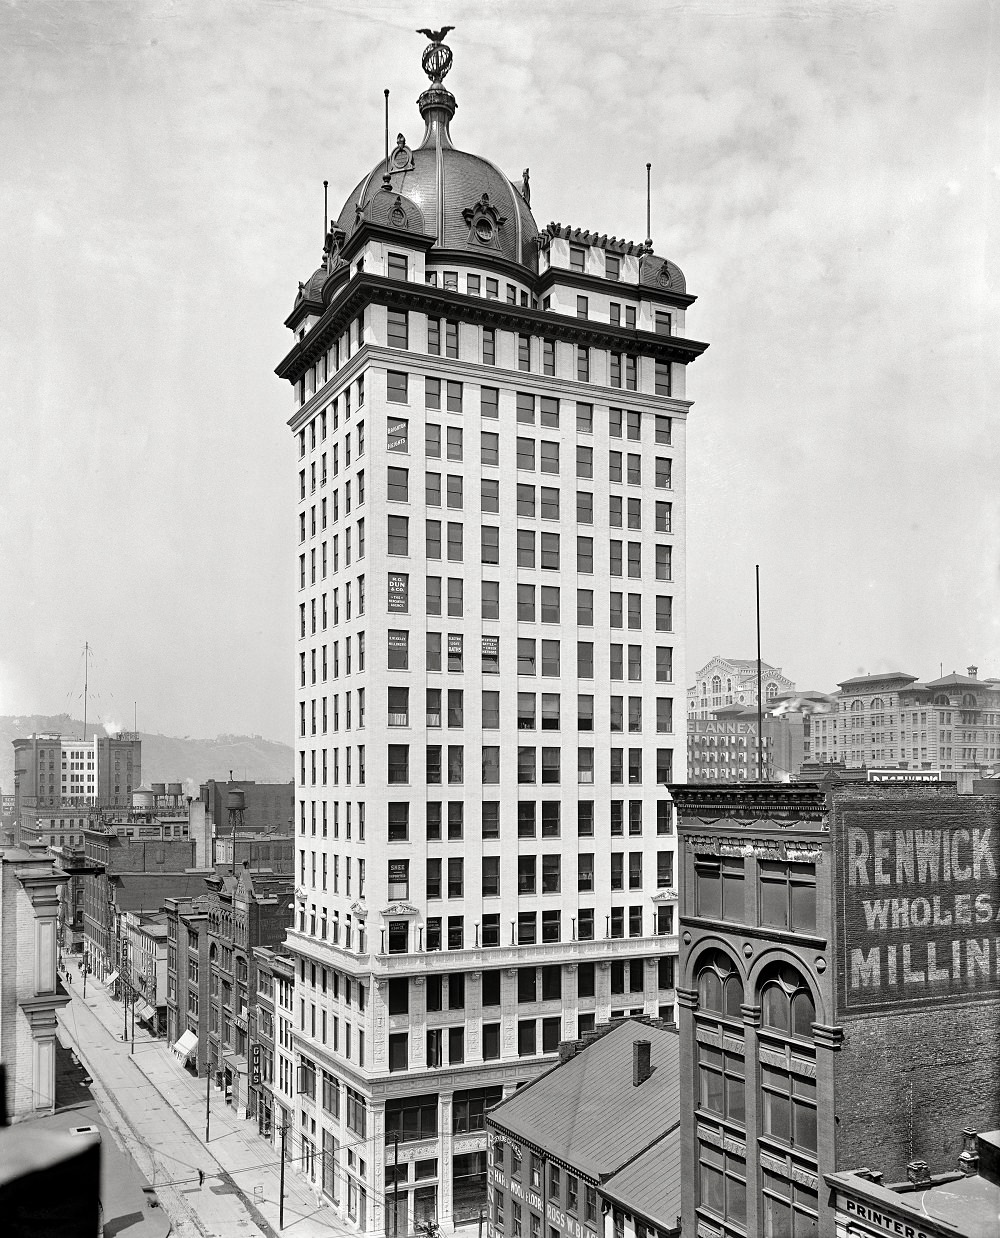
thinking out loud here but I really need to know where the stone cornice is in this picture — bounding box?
[275,273,709,384]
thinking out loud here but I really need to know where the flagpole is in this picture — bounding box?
[756,565,764,781]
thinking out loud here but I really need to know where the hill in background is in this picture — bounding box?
[0,714,293,797]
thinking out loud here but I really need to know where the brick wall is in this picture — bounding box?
[835,1000,1000,1179]
[830,787,1000,1180]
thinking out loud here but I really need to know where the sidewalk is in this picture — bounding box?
[66,958,353,1238]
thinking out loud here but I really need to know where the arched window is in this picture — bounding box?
[694,950,747,1225]
[726,679,732,693]
[870,697,884,710]
[963,693,977,708]
[757,964,818,1236]
[934,694,949,706]
[850,700,864,712]
[697,950,743,1020]
[711,675,722,694]
[765,682,779,700]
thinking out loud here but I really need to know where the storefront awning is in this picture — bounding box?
[171,1029,198,1060]
[135,1002,154,1021]
[223,1052,249,1076]
[103,970,120,988]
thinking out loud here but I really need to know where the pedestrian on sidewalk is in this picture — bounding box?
[198,1170,205,1187]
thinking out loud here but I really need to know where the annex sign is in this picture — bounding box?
[835,807,1000,1015]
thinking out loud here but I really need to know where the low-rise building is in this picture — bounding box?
[0,843,70,1121]
[487,1019,682,1238]
[826,1128,1000,1238]
[164,894,213,1074]
[122,909,169,1036]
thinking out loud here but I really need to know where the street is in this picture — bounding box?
[57,961,345,1238]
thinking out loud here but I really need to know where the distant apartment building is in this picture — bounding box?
[807,665,1000,773]
[687,658,795,722]
[13,732,142,841]
[687,695,826,784]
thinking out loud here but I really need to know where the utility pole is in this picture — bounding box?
[279,1121,287,1231]
[205,1059,211,1143]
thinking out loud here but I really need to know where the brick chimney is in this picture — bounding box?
[906,1160,931,1186]
[968,665,978,679]
[633,1039,652,1086]
[958,1129,979,1177]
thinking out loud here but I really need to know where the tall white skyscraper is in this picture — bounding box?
[276,32,707,1235]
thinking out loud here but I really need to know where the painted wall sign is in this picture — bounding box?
[836,1192,934,1238]
[834,805,1000,1016]
[867,770,942,783]
[687,834,824,863]
[387,574,409,612]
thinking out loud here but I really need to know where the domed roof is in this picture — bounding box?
[335,55,538,271]
[639,251,687,295]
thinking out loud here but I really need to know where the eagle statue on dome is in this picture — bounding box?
[416,26,454,43]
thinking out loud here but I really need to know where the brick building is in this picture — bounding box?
[202,865,294,1116]
[486,1019,682,1238]
[165,894,213,1074]
[199,779,295,838]
[670,780,1000,1238]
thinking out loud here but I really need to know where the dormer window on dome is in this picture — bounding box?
[462,193,507,252]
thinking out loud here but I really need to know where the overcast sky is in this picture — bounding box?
[1,0,997,741]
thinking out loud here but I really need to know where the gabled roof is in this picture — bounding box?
[603,1132,681,1228]
[488,1019,679,1183]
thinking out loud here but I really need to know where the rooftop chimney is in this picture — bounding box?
[967,666,978,679]
[633,1039,652,1087]
[958,1129,979,1177]
[906,1160,931,1186]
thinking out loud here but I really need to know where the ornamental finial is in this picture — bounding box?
[416,26,455,83]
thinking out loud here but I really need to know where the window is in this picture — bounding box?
[518,334,531,371]
[698,1142,747,1225]
[481,432,499,468]
[656,545,672,581]
[517,438,535,471]
[387,253,408,281]
[570,246,585,273]
[426,520,441,559]
[605,254,620,281]
[656,457,672,489]
[426,424,441,458]
[481,525,499,564]
[577,537,593,573]
[759,862,817,933]
[387,371,408,403]
[387,467,408,502]
[387,630,408,670]
[543,339,555,375]
[576,295,588,319]
[540,533,560,569]
[696,857,745,921]
[518,532,535,569]
[426,472,441,506]
[576,345,589,382]
[426,378,441,409]
[483,329,496,365]
[577,642,594,678]
[387,516,409,556]
[387,309,408,348]
[655,360,672,396]
[540,441,559,475]
[576,446,593,479]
